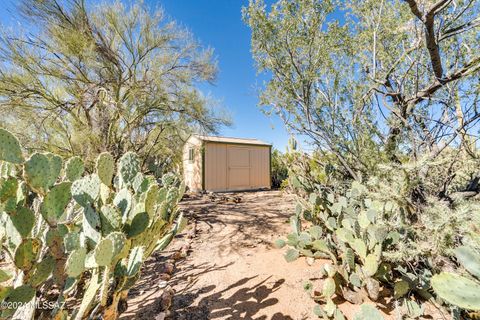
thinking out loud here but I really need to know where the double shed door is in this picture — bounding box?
[204,143,269,191]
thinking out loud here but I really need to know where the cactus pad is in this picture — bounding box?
[4,285,35,303]
[126,246,144,277]
[118,152,140,186]
[41,182,72,225]
[10,206,35,238]
[0,128,23,164]
[99,204,122,235]
[96,152,114,186]
[106,232,127,258]
[65,156,84,181]
[127,212,150,238]
[431,272,480,310]
[113,188,132,220]
[455,246,480,279]
[72,174,101,207]
[94,238,114,267]
[14,238,41,271]
[353,304,384,320]
[145,184,159,219]
[0,269,12,283]
[64,232,81,252]
[83,206,101,243]
[30,255,55,287]
[364,254,379,277]
[23,153,52,194]
[66,247,87,277]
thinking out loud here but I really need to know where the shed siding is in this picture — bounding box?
[183,136,271,192]
[205,143,227,191]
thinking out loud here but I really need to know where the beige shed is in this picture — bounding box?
[183,135,271,192]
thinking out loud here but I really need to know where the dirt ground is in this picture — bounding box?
[121,190,449,320]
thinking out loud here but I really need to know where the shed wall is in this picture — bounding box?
[183,137,203,192]
[204,142,270,192]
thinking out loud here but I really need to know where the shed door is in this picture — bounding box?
[227,146,250,190]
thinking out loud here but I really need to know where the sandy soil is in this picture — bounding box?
[121,190,449,320]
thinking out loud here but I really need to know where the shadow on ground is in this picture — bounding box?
[172,276,295,320]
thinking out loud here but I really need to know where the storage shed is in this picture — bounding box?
[183,135,271,192]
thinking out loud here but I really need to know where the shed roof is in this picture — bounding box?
[192,135,271,146]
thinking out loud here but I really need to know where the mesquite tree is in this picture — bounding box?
[244,0,480,187]
[0,0,229,172]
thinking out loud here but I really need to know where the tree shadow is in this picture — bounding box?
[173,276,296,320]
[180,191,295,257]
[122,258,234,319]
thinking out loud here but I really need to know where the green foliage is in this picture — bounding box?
[277,173,480,318]
[271,149,289,188]
[0,0,230,176]
[0,128,186,319]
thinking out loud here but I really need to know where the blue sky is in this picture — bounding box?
[158,0,290,150]
[0,0,291,151]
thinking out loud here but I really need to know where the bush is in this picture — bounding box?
[271,149,289,189]
[277,155,480,319]
[0,128,186,319]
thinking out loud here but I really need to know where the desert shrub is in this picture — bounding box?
[0,128,186,319]
[271,149,289,189]
[276,156,480,319]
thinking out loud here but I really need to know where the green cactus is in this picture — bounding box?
[29,255,55,287]
[65,247,87,277]
[0,128,23,164]
[40,181,72,225]
[23,153,53,194]
[454,246,480,279]
[94,238,114,267]
[96,152,115,186]
[0,269,12,283]
[113,188,132,220]
[14,238,41,271]
[431,272,480,310]
[107,232,127,259]
[83,206,101,243]
[431,245,480,311]
[65,156,84,181]
[363,254,379,277]
[127,211,150,238]
[64,232,81,252]
[72,174,100,207]
[9,206,35,238]
[126,245,144,277]
[0,128,185,319]
[99,204,122,235]
[353,304,384,320]
[118,152,140,187]
[145,184,159,219]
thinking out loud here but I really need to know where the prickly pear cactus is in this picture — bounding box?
[0,127,186,319]
[0,128,24,164]
[65,156,84,182]
[431,246,480,311]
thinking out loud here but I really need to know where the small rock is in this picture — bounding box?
[155,312,166,320]
[306,257,315,266]
[158,280,168,289]
[159,273,171,281]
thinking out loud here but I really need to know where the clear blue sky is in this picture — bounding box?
[0,0,291,151]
